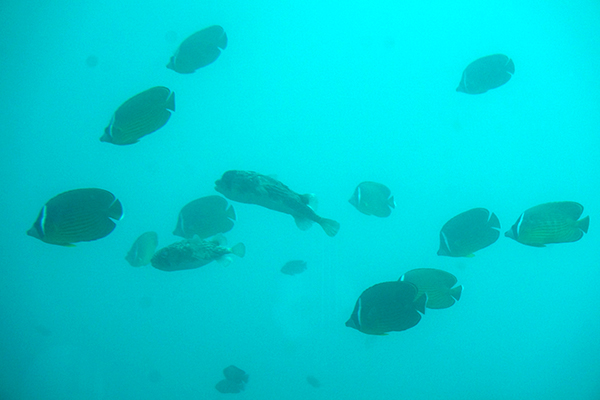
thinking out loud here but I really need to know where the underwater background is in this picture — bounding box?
[2,0,599,398]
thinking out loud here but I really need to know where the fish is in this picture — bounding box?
[437,208,500,257]
[167,25,227,74]
[456,54,515,94]
[150,234,245,271]
[505,201,590,247]
[173,195,235,239]
[345,281,426,335]
[214,170,340,237]
[400,268,463,309]
[27,188,123,246]
[215,379,245,393]
[306,375,321,388]
[125,231,158,267]
[101,86,175,145]
[348,181,395,217]
[223,365,248,384]
[280,260,307,275]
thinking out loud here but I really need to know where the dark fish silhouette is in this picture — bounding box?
[125,231,158,267]
[27,188,123,246]
[456,54,514,94]
[215,365,248,393]
[223,365,248,384]
[150,234,245,271]
[280,260,307,275]
[306,375,321,388]
[215,170,340,237]
[173,195,235,239]
[167,25,227,74]
[345,281,426,335]
[438,208,500,257]
[101,86,175,145]
[348,181,395,217]
[505,201,589,247]
[400,268,462,309]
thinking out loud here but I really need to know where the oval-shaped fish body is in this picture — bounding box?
[280,260,307,275]
[306,375,321,388]
[400,268,463,309]
[345,281,425,335]
[456,54,514,94]
[167,25,227,74]
[150,235,244,271]
[173,195,235,239]
[437,208,500,257]
[101,86,175,145]
[215,170,340,237]
[125,231,158,267]
[223,365,248,383]
[215,379,244,393]
[27,188,123,246]
[348,181,395,217]
[505,201,589,247]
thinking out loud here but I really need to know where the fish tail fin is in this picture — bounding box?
[451,285,463,302]
[414,293,427,314]
[578,215,590,233]
[230,243,246,258]
[108,199,124,220]
[388,196,396,209]
[319,218,340,237]
[227,205,236,220]
[166,91,175,111]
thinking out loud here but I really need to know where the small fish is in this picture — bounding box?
[215,170,340,237]
[438,208,500,257]
[101,86,175,145]
[167,25,228,74]
[280,260,307,275]
[400,268,462,309]
[306,375,321,388]
[173,195,235,239]
[456,54,515,94]
[150,234,245,271]
[215,379,245,394]
[505,201,589,247]
[345,281,426,335]
[348,181,395,217]
[125,231,158,267]
[223,365,248,384]
[27,188,123,246]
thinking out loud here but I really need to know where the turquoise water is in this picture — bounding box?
[2,0,599,398]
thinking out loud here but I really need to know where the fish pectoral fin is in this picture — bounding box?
[217,255,233,267]
[294,216,313,231]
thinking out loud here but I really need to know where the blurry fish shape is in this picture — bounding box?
[400,268,462,309]
[27,188,123,246]
[223,365,249,384]
[456,54,515,94]
[150,234,245,271]
[167,25,227,74]
[348,181,395,217]
[215,379,245,393]
[101,86,175,145]
[280,260,307,275]
[438,208,500,257]
[215,170,340,237]
[125,231,158,267]
[345,281,426,335]
[505,201,589,247]
[306,375,321,388]
[173,195,235,239]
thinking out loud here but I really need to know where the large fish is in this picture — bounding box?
[167,25,227,74]
[400,268,462,309]
[27,188,123,246]
[214,170,340,237]
[456,54,515,94]
[101,86,175,145]
[348,181,395,217]
[505,201,589,247]
[438,208,500,257]
[173,195,235,239]
[150,234,245,271]
[345,281,426,335]
[125,231,158,267]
